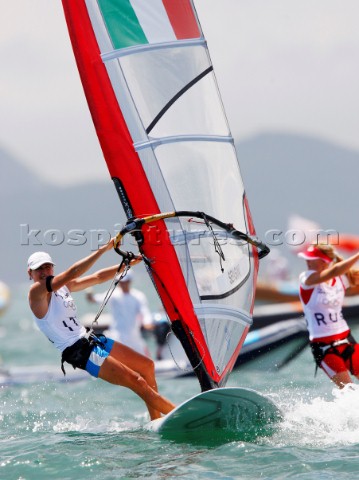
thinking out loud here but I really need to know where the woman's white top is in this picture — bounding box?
[299,271,349,341]
[32,286,86,352]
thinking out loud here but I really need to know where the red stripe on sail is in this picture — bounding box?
[61,0,219,384]
[244,194,258,315]
[162,0,200,39]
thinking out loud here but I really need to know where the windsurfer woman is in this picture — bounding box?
[298,245,359,388]
[27,239,175,420]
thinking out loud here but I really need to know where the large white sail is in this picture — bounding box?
[62,0,269,390]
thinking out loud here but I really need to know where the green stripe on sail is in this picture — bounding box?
[98,0,148,49]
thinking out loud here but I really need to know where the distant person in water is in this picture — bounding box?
[86,269,152,357]
[298,245,359,388]
[27,240,175,420]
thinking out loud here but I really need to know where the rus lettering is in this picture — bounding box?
[314,313,327,325]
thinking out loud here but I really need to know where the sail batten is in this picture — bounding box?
[101,39,207,62]
[134,135,233,151]
[62,0,266,390]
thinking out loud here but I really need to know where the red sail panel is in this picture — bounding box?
[244,195,258,315]
[162,0,201,39]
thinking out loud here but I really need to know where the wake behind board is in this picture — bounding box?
[148,387,282,445]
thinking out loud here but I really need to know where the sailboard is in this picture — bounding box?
[148,387,282,445]
[61,0,276,440]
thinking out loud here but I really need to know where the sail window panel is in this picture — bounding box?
[156,141,245,227]
[118,46,229,136]
[150,73,229,138]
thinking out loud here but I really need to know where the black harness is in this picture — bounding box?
[310,334,356,375]
[61,333,106,375]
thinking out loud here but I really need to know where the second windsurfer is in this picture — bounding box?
[298,245,359,389]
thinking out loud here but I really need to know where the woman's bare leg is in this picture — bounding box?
[98,355,175,420]
[331,371,353,388]
[110,342,158,389]
[108,342,162,418]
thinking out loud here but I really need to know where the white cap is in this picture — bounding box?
[27,252,55,270]
[119,269,133,282]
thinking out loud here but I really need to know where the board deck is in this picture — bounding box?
[148,387,282,445]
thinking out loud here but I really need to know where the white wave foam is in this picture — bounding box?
[277,384,359,446]
[52,415,140,434]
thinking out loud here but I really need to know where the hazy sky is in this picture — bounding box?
[1,0,359,186]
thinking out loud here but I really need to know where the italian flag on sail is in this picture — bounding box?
[97,0,201,49]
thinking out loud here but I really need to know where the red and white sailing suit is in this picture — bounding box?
[299,271,359,378]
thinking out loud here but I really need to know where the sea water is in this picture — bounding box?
[1,285,359,479]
